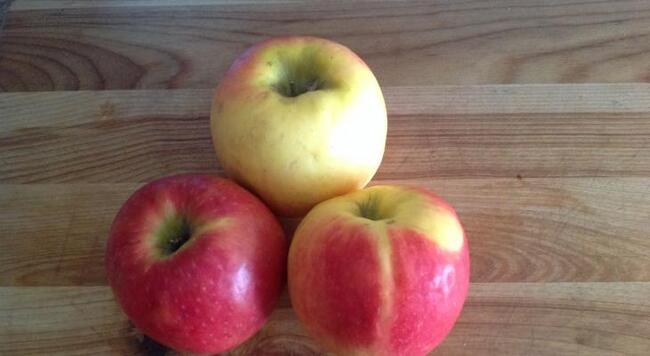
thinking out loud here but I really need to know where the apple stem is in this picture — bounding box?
[289,80,296,97]
[307,79,320,92]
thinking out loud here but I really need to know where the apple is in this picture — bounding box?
[105,174,287,353]
[288,185,469,356]
[211,36,387,217]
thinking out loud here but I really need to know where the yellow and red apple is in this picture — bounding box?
[288,185,469,356]
[105,174,287,353]
[210,36,387,217]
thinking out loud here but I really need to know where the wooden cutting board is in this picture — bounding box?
[1,1,649,355]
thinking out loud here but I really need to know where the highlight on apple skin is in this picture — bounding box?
[288,185,470,356]
[105,174,287,354]
[211,36,387,217]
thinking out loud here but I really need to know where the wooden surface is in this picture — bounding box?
[1,1,649,355]
[3,0,650,90]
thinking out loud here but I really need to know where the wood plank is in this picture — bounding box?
[0,286,135,355]
[2,178,649,286]
[1,85,649,183]
[10,0,303,10]
[432,282,650,356]
[0,90,219,183]
[3,0,650,91]
[2,283,649,355]
[3,84,650,130]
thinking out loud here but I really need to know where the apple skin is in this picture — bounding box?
[288,185,469,356]
[211,36,387,217]
[105,174,287,354]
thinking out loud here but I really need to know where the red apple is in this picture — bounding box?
[288,185,469,356]
[106,174,287,353]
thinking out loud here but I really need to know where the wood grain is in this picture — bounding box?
[0,0,10,29]
[1,84,649,183]
[2,177,649,287]
[2,283,649,355]
[0,287,135,355]
[9,0,304,10]
[433,282,650,356]
[3,0,650,91]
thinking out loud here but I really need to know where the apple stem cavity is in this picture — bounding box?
[157,215,193,257]
[358,193,385,221]
[280,78,322,98]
